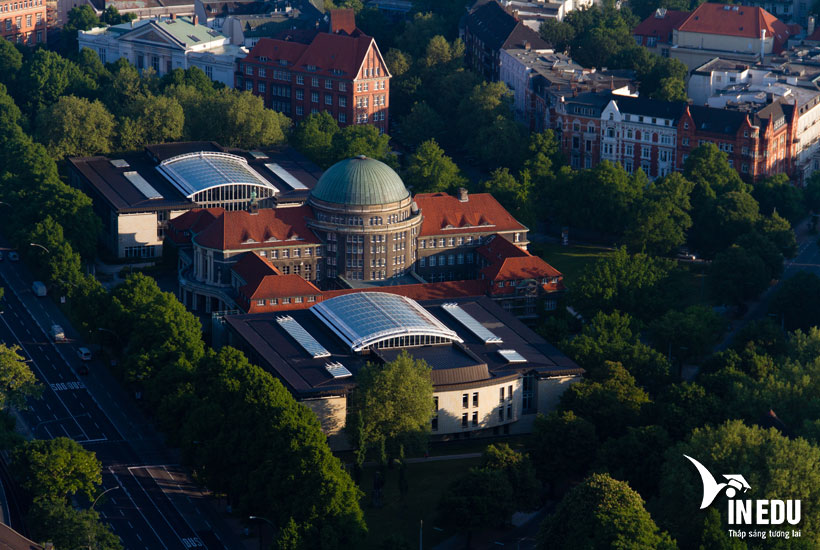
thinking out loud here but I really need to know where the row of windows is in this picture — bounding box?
[420,235,485,249]
[2,11,39,29]
[0,0,42,13]
[258,247,316,259]
[254,295,316,306]
[419,253,473,267]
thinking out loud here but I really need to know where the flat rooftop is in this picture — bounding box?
[69,142,322,213]
[224,294,582,397]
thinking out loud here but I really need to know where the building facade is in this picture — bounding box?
[78,15,246,87]
[462,0,550,82]
[237,24,390,131]
[223,292,583,449]
[1,0,46,45]
[168,156,565,318]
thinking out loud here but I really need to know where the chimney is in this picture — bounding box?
[192,14,198,25]
[810,16,816,37]
[524,40,531,50]
[458,187,468,202]
[170,12,176,19]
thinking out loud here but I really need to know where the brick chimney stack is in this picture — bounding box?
[458,187,469,202]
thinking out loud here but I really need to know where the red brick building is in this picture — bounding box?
[1,0,46,45]
[677,101,797,180]
[237,10,390,132]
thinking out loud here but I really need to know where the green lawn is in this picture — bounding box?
[529,242,615,283]
[360,457,482,549]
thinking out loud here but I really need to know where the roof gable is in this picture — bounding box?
[677,4,790,45]
[194,206,320,250]
[414,192,527,237]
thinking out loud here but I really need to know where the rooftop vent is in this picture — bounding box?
[325,361,353,379]
[110,159,130,168]
[498,349,527,363]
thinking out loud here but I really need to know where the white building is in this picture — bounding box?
[78,15,246,87]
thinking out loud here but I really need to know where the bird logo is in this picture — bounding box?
[684,455,752,509]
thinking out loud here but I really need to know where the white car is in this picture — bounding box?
[50,324,66,342]
[77,347,92,361]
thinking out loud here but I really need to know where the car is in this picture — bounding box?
[77,347,92,361]
[50,324,66,342]
[8,251,18,261]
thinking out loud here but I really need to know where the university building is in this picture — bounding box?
[237,10,390,131]
[167,155,564,319]
[223,290,582,449]
[1,0,46,45]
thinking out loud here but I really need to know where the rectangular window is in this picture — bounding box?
[500,387,505,403]
[256,299,264,306]
[325,94,332,105]
[311,92,318,103]
[258,82,266,93]
[462,393,468,408]
[508,385,513,401]
[245,65,253,76]
[311,76,319,87]
[507,404,512,419]
[339,96,347,108]
[296,89,303,100]
[296,74,304,85]
[472,392,479,407]
[498,408,504,421]
[296,105,304,116]
[641,146,651,160]
[462,413,468,428]
[472,411,478,426]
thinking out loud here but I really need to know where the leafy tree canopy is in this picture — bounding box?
[403,138,466,193]
[11,437,102,503]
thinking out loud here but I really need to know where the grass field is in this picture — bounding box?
[361,457,482,549]
[529,242,615,283]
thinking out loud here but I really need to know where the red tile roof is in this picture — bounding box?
[194,206,320,251]
[247,30,379,80]
[477,236,562,284]
[632,9,690,41]
[247,274,321,301]
[677,4,792,51]
[330,8,357,35]
[166,208,223,244]
[232,252,322,313]
[232,251,280,288]
[414,192,527,237]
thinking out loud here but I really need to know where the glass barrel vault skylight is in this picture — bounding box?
[311,292,463,352]
[157,152,278,210]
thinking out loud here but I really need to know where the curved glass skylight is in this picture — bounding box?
[157,152,276,198]
[311,292,463,352]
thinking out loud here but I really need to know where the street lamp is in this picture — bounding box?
[29,243,50,254]
[249,516,275,550]
[90,486,121,510]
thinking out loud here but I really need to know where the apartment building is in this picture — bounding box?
[0,0,46,45]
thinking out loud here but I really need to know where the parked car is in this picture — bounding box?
[676,248,697,261]
[50,324,66,342]
[8,251,18,261]
[77,347,92,361]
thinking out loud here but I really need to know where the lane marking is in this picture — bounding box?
[128,467,189,547]
[109,468,168,550]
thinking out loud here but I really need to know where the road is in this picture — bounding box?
[0,260,248,550]
[716,218,820,351]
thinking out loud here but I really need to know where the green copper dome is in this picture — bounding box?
[311,156,410,206]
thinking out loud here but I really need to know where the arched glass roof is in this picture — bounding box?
[311,292,463,352]
[157,152,277,198]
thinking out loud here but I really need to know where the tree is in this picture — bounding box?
[562,310,671,392]
[735,231,784,281]
[758,211,797,259]
[399,101,445,148]
[539,473,677,550]
[11,437,102,503]
[331,124,392,163]
[27,499,123,550]
[383,48,411,77]
[570,247,677,320]
[25,217,86,297]
[523,130,563,189]
[769,271,820,331]
[180,347,366,548]
[290,111,340,168]
[456,81,526,169]
[699,508,747,550]
[403,139,466,193]
[131,94,185,145]
[480,167,535,226]
[100,5,135,24]
[0,39,22,87]
[658,420,820,549]
[654,382,720,441]
[480,443,540,510]
[348,351,433,459]
[625,172,693,255]
[595,425,672,498]
[653,76,688,102]
[60,5,100,54]
[751,173,806,225]
[0,344,41,410]
[559,362,650,437]
[708,245,770,305]
[539,18,575,52]
[17,49,90,114]
[438,469,514,536]
[528,411,597,487]
[34,95,115,159]
[395,12,449,58]
[649,305,725,361]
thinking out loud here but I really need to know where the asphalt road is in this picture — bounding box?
[0,260,247,550]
